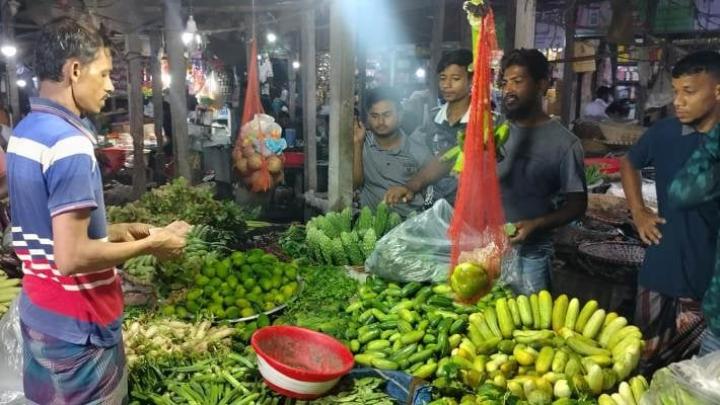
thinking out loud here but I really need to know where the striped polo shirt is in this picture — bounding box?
[7,97,122,347]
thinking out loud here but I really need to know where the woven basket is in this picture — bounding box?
[577,241,645,282]
[598,122,645,146]
[587,194,631,226]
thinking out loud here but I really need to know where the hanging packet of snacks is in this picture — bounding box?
[448,2,510,303]
[232,39,287,192]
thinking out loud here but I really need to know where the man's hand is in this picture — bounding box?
[631,206,666,245]
[146,228,186,261]
[164,220,192,238]
[384,186,414,205]
[354,117,366,145]
[108,223,151,243]
[509,219,540,244]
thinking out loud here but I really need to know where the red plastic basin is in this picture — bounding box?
[251,325,354,399]
[585,157,620,174]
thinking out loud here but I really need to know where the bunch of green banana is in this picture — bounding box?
[0,271,21,316]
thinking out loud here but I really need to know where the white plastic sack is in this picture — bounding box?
[0,298,25,404]
[365,200,453,283]
[640,350,720,405]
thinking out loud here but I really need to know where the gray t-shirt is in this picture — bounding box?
[360,131,433,217]
[497,119,586,239]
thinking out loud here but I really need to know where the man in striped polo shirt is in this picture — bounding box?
[7,17,186,404]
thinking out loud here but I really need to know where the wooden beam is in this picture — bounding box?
[126,32,147,198]
[327,0,355,211]
[561,1,578,126]
[149,30,165,183]
[301,9,317,191]
[428,0,445,102]
[515,0,536,49]
[164,0,191,180]
[2,1,18,124]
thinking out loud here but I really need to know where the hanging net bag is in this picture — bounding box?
[233,39,286,192]
[448,2,510,303]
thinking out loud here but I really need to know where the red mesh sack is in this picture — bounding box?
[233,40,284,192]
[448,9,508,302]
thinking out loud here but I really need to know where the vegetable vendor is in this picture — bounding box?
[7,18,188,404]
[621,50,720,372]
[353,87,433,217]
[384,49,474,207]
[386,49,587,295]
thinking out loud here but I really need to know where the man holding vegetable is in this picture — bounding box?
[621,50,720,371]
[386,49,587,294]
[7,17,187,404]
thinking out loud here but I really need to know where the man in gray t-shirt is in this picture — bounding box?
[385,49,587,294]
[497,49,587,293]
[353,88,432,217]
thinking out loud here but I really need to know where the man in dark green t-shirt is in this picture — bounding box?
[621,51,720,371]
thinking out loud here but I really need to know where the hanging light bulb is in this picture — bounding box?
[182,14,198,45]
[16,79,26,88]
[266,32,277,44]
[1,44,17,57]
[292,60,300,70]
[415,67,426,79]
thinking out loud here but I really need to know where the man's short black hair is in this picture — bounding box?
[35,17,108,82]
[500,48,550,83]
[596,86,613,99]
[437,49,473,75]
[364,87,401,112]
[672,50,720,80]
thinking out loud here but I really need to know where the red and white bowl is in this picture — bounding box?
[251,325,354,399]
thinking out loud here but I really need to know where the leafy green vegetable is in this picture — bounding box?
[585,164,603,186]
[274,265,358,339]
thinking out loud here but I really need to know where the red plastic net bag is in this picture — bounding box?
[448,8,508,302]
[233,39,285,192]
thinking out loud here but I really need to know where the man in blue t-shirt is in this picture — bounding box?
[620,51,720,373]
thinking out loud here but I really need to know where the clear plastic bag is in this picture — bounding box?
[640,351,720,405]
[365,200,453,283]
[0,298,25,404]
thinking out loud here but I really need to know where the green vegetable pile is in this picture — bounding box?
[305,203,401,266]
[347,279,511,379]
[299,377,394,405]
[278,224,308,259]
[162,249,299,321]
[585,165,603,186]
[107,178,252,245]
[274,265,358,338]
[430,290,647,404]
[123,225,228,291]
[129,346,281,405]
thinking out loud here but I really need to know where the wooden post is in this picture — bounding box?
[327,0,355,211]
[561,2,578,126]
[429,0,446,102]
[149,31,165,183]
[515,0,536,49]
[126,32,146,198]
[301,9,317,191]
[1,1,18,123]
[164,1,191,180]
[504,0,516,53]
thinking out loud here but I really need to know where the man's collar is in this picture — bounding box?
[368,131,406,154]
[30,97,96,144]
[434,102,470,125]
[681,125,695,136]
